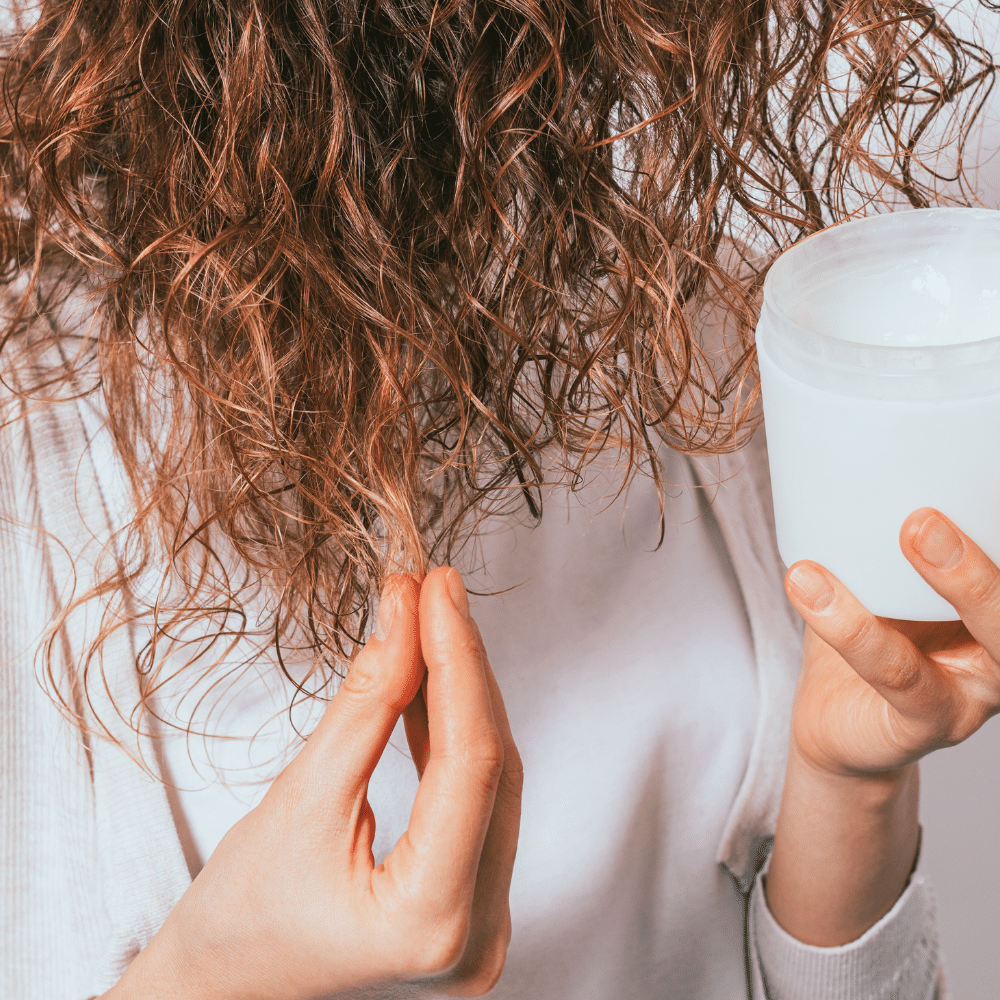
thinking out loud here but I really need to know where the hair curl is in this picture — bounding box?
[0,0,994,740]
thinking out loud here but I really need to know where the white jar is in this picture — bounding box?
[755,207,1000,621]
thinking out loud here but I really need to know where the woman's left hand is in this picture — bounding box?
[785,506,1000,778]
[765,506,1000,948]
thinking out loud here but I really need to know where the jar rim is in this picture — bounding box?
[762,207,1000,359]
[757,208,1000,399]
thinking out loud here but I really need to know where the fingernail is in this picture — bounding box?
[914,514,964,570]
[373,585,398,641]
[788,565,835,612]
[446,567,470,620]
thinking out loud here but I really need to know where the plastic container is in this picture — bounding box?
[755,207,1000,620]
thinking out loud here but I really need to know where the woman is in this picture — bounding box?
[2,0,999,997]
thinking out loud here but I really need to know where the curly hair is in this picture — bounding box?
[0,0,994,740]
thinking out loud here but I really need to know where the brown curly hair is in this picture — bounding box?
[0,0,994,739]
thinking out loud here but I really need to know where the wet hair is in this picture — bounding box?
[0,0,994,739]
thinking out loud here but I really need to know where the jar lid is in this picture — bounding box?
[756,207,1000,400]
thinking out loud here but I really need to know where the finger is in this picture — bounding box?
[785,560,954,735]
[290,574,423,817]
[402,673,430,777]
[380,566,503,922]
[401,597,522,992]
[445,632,523,994]
[901,508,1000,667]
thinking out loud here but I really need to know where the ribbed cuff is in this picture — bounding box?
[750,857,940,1000]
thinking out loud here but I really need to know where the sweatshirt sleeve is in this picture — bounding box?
[748,849,945,1000]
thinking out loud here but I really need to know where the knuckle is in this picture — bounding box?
[475,917,514,993]
[493,745,524,812]
[412,915,472,977]
[503,745,525,796]
[339,657,379,699]
[340,655,408,715]
[458,632,486,660]
[878,653,921,694]
[838,613,878,655]
[942,719,972,748]
[447,908,511,997]
[466,731,505,788]
[964,566,1000,610]
[425,629,483,666]
[452,930,512,996]
[943,702,990,747]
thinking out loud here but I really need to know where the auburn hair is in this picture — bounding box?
[0,0,993,740]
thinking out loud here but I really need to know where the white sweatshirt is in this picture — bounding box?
[0,368,942,999]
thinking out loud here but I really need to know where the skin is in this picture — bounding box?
[768,506,1000,945]
[102,504,1000,994]
[104,567,523,999]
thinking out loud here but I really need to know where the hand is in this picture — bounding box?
[766,507,1000,947]
[784,506,1000,778]
[108,567,523,1000]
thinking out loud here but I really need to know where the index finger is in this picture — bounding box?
[275,574,423,821]
[378,567,503,921]
[786,560,955,740]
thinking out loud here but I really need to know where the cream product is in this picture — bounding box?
[755,207,1000,621]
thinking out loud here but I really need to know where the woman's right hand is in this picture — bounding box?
[107,566,523,1000]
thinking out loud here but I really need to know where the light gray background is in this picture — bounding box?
[913,6,1000,998]
[922,722,1000,999]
